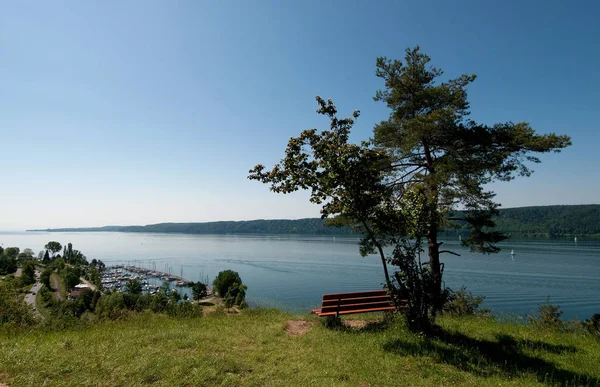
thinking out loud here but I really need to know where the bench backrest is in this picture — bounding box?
[319,290,394,315]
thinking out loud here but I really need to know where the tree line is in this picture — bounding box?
[30,204,600,236]
[29,204,599,237]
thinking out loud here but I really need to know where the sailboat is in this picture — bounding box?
[459,235,462,241]
[574,237,578,243]
[510,249,515,256]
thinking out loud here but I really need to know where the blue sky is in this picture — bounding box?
[1,0,598,229]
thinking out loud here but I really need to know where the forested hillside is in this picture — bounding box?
[32,218,355,235]
[495,205,599,236]
[31,205,599,236]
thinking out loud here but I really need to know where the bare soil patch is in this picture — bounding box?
[342,320,379,329]
[285,320,313,336]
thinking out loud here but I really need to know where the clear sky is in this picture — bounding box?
[1,0,598,230]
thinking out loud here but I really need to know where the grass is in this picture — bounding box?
[1,310,599,386]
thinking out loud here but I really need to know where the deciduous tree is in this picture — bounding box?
[45,241,62,257]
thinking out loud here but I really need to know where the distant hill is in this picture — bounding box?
[494,204,599,236]
[30,205,599,237]
[29,218,355,235]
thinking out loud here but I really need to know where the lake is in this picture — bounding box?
[1,231,599,320]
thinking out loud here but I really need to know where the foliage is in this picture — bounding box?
[249,96,399,285]
[52,257,65,271]
[493,204,600,236]
[224,292,235,311]
[584,314,600,337]
[191,281,208,300]
[20,261,36,286]
[17,248,35,260]
[40,267,52,288]
[90,258,106,269]
[45,241,62,256]
[63,243,88,265]
[527,297,565,330]
[0,278,36,327]
[3,247,20,260]
[389,242,444,331]
[213,270,242,297]
[63,266,81,289]
[443,287,490,317]
[0,248,18,275]
[372,46,571,318]
[88,265,101,289]
[125,279,142,295]
[95,292,129,320]
[249,47,571,331]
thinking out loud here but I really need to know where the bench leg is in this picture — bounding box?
[326,315,341,328]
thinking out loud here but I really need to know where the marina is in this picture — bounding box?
[101,264,211,297]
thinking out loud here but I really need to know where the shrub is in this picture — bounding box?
[167,301,203,318]
[584,314,600,337]
[125,279,142,295]
[0,280,36,327]
[527,297,565,330]
[96,292,129,320]
[443,287,490,317]
[389,243,444,332]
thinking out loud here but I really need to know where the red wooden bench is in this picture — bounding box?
[311,289,401,318]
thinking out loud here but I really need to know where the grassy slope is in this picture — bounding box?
[1,310,599,386]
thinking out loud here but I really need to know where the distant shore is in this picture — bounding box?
[26,204,600,237]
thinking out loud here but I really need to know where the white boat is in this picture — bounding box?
[510,249,515,255]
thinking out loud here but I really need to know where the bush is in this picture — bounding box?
[96,292,129,320]
[443,287,490,317]
[584,314,600,337]
[191,281,208,300]
[389,243,444,332]
[0,279,36,327]
[166,301,203,318]
[527,297,565,330]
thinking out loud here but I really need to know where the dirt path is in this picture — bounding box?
[50,273,65,301]
[79,277,97,292]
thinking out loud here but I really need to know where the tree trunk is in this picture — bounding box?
[427,232,443,313]
[362,220,391,288]
[376,244,392,289]
[422,140,443,312]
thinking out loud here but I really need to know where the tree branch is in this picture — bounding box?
[439,250,461,256]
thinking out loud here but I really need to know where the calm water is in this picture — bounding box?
[2,231,599,320]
